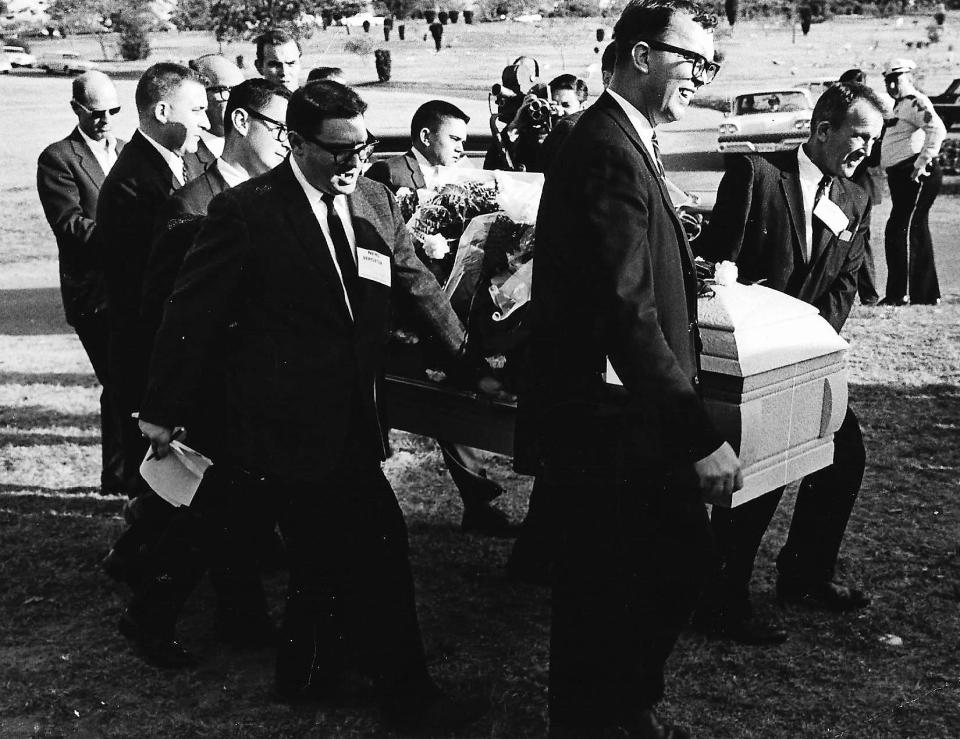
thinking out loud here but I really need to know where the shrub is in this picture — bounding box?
[344,36,377,54]
[374,48,392,80]
[116,12,150,61]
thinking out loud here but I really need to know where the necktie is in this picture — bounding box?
[650,131,666,179]
[322,193,360,314]
[809,175,831,262]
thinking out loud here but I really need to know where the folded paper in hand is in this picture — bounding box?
[139,441,213,507]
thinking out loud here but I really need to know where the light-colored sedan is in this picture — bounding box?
[717,88,814,154]
[0,50,10,74]
[38,51,98,75]
[3,45,36,67]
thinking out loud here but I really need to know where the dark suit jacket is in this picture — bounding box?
[518,92,723,482]
[696,150,869,333]
[36,128,126,325]
[97,130,192,410]
[142,163,230,338]
[364,150,426,192]
[140,161,465,483]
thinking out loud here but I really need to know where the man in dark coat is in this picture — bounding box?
[37,71,125,496]
[519,2,739,735]
[138,81,486,734]
[96,62,210,496]
[366,99,515,537]
[694,81,885,645]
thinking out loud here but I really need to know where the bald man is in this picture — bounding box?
[191,54,245,157]
[37,71,126,496]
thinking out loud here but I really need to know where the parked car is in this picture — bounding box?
[37,51,97,75]
[930,78,960,130]
[717,88,814,154]
[3,44,35,67]
[0,49,10,74]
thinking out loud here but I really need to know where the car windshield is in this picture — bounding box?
[735,91,809,115]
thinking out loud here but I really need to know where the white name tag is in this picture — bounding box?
[813,197,849,236]
[357,247,391,287]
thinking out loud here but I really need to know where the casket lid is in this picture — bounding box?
[698,281,848,377]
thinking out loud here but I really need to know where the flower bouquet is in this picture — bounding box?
[388,167,545,389]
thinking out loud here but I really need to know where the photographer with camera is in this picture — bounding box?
[484,58,589,173]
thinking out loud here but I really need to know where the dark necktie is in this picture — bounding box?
[650,130,666,179]
[809,175,831,262]
[321,193,360,314]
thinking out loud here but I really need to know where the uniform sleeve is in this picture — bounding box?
[906,94,947,171]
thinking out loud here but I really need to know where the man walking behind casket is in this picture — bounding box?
[695,82,885,645]
[137,81,486,734]
[518,1,740,735]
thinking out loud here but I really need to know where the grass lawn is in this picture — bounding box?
[1,14,959,738]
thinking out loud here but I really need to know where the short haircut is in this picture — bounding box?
[410,100,470,140]
[223,78,292,135]
[549,73,588,103]
[601,42,617,74]
[307,66,344,82]
[134,62,202,114]
[613,0,716,67]
[811,81,887,131]
[255,28,301,63]
[287,81,368,135]
[839,68,866,84]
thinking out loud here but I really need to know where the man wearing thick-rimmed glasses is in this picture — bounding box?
[37,70,126,498]
[137,81,487,733]
[519,1,737,736]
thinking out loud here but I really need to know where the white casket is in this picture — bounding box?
[697,281,848,507]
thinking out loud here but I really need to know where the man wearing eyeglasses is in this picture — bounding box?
[137,81,487,732]
[37,70,125,498]
[191,54,246,159]
[518,1,735,736]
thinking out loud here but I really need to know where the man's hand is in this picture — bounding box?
[138,419,184,460]
[477,374,516,403]
[911,161,929,182]
[693,441,742,505]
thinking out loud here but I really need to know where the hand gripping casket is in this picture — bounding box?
[696,281,848,507]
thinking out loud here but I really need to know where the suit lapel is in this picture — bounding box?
[131,130,184,192]
[274,161,354,326]
[404,151,427,189]
[595,94,698,282]
[347,182,393,330]
[805,179,851,285]
[69,129,105,186]
[779,157,806,264]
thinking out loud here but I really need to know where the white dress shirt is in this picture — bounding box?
[215,157,249,188]
[289,156,358,319]
[605,88,660,170]
[796,144,828,261]
[77,126,117,174]
[411,146,440,189]
[138,128,187,186]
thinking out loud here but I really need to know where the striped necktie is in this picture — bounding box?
[650,130,666,179]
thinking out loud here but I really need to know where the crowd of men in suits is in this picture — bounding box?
[34,2,947,735]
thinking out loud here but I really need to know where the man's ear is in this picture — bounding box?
[254,59,263,75]
[814,120,831,141]
[231,108,250,136]
[287,129,305,154]
[416,126,431,148]
[631,42,650,74]
[153,100,169,125]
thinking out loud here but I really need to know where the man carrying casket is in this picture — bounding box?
[518,1,741,735]
[695,81,886,645]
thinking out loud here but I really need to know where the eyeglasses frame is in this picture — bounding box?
[244,107,290,143]
[295,130,380,165]
[72,100,122,118]
[639,39,720,84]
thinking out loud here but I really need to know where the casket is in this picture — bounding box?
[696,281,848,507]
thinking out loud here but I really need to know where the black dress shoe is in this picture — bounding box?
[215,615,278,649]
[776,578,871,612]
[461,501,518,538]
[101,548,143,589]
[692,609,788,646]
[382,690,489,735]
[118,612,197,668]
[878,296,908,307]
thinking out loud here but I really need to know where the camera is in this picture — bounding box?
[490,56,541,125]
[523,85,561,131]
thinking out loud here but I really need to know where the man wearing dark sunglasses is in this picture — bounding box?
[37,70,126,499]
[138,80,487,732]
[520,1,736,736]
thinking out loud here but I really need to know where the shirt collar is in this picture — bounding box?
[138,128,186,183]
[796,143,827,190]
[77,125,115,153]
[216,157,249,189]
[289,155,343,207]
[200,130,225,158]
[605,88,656,153]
